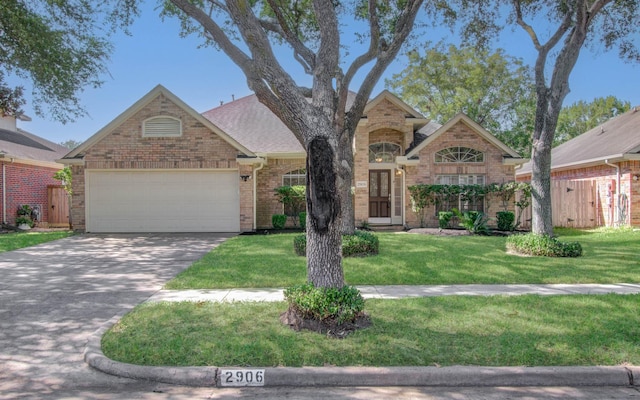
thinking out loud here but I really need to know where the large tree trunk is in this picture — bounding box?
[529,129,554,236]
[305,135,344,288]
[338,130,356,234]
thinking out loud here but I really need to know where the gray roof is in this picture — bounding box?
[201,92,360,155]
[201,95,305,155]
[518,106,640,174]
[0,128,68,163]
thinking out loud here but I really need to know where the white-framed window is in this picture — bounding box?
[435,175,486,214]
[435,147,484,163]
[142,116,182,137]
[369,142,402,163]
[435,175,485,185]
[283,168,306,186]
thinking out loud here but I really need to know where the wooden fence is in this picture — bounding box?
[517,180,598,230]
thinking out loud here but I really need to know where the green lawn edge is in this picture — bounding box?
[102,294,640,368]
[0,230,74,253]
[165,228,640,289]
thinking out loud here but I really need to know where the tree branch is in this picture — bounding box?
[345,0,424,133]
[265,0,316,74]
[338,0,381,118]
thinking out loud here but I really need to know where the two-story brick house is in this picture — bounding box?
[60,85,526,232]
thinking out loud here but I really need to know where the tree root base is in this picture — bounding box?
[279,308,372,339]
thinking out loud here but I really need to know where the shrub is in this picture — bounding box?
[496,211,515,231]
[15,215,34,228]
[452,209,489,235]
[506,233,583,257]
[293,230,379,257]
[283,283,365,324]
[299,212,307,230]
[271,214,287,229]
[293,234,307,256]
[342,230,379,257]
[438,211,453,229]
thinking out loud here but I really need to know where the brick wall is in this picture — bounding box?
[353,99,414,226]
[1,161,61,226]
[72,93,252,232]
[404,121,516,228]
[518,160,640,227]
[255,158,306,229]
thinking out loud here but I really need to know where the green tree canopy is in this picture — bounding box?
[0,0,138,122]
[386,43,535,156]
[427,0,640,236]
[555,96,631,147]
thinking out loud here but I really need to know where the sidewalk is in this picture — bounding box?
[146,283,640,303]
[84,283,640,388]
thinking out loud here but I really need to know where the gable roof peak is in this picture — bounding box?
[364,90,425,119]
[61,84,255,161]
[405,112,522,160]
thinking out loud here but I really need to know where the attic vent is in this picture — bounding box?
[142,116,182,137]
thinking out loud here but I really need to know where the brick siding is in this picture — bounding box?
[72,93,252,231]
[1,161,61,226]
[518,160,640,227]
[404,121,516,228]
[255,158,306,229]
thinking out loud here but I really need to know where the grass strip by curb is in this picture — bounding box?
[103,294,640,368]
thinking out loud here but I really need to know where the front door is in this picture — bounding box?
[369,170,391,222]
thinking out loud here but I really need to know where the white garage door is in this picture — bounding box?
[86,170,240,232]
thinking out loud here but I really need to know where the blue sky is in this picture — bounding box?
[13,2,640,144]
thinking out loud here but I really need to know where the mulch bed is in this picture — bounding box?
[280,308,372,339]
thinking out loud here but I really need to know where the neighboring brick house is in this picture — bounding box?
[517,106,640,228]
[60,85,526,233]
[0,115,70,227]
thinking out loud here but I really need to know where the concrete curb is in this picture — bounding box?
[85,315,639,388]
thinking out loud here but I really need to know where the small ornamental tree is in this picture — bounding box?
[274,185,306,227]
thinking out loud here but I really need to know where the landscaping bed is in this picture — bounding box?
[165,228,640,289]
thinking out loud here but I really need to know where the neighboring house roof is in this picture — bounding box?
[202,94,305,156]
[405,113,524,162]
[0,127,68,166]
[517,106,640,175]
[61,85,256,162]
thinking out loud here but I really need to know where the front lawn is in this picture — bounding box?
[0,230,74,253]
[165,228,640,289]
[102,294,640,367]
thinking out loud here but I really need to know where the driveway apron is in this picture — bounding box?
[0,233,232,398]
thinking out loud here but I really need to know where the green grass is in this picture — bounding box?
[165,228,640,289]
[0,230,74,253]
[102,294,640,367]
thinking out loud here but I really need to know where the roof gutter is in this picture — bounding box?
[517,153,640,177]
[56,157,85,166]
[395,156,420,166]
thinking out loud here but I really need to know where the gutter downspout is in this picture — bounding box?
[2,162,5,224]
[395,165,406,227]
[252,159,266,230]
[605,159,621,226]
[2,157,14,225]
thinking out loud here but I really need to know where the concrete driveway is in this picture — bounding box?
[0,233,232,398]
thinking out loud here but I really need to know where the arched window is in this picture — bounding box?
[435,147,484,163]
[282,168,306,186]
[142,116,182,137]
[369,142,402,163]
